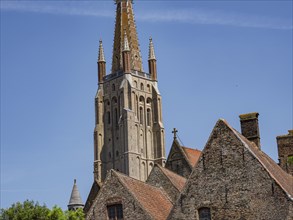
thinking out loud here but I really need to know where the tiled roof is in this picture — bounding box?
[182,146,201,167]
[223,119,293,200]
[114,171,173,220]
[157,165,187,192]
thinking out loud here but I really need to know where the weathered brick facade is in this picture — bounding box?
[168,120,293,220]
[87,172,150,220]
[147,164,186,203]
[86,170,172,220]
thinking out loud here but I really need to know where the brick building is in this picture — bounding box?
[83,0,293,219]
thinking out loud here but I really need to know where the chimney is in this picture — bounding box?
[277,130,293,175]
[239,112,261,149]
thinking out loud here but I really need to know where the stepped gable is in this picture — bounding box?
[114,171,173,220]
[182,146,201,167]
[227,120,293,200]
[157,165,187,192]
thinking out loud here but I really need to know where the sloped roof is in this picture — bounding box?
[222,119,293,200]
[84,180,101,213]
[114,171,173,220]
[157,165,187,192]
[166,139,201,169]
[182,146,201,167]
[68,179,84,206]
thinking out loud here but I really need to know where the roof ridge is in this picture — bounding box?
[173,140,194,169]
[113,170,173,219]
[156,164,186,192]
[181,146,200,151]
[223,120,293,201]
[112,171,154,220]
[181,146,202,167]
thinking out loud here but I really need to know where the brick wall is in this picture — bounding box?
[146,165,180,203]
[86,172,151,220]
[168,120,293,220]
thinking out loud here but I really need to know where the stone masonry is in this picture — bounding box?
[277,130,293,175]
[168,119,293,220]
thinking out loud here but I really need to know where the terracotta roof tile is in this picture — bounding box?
[182,146,201,167]
[157,165,187,192]
[115,171,173,220]
[222,119,293,200]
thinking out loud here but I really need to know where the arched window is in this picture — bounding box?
[158,98,162,121]
[147,108,151,126]
[147,84,150,92]
[139,96,144,103]
[140,83,144,91]
[114,108,118,125]
[107,111,111,124]
[112,97,117,104]
[140,107,143,125]
[198,207,211,220]
[112,84,115,91]
[136,95,138,116]
[146,97,152,104]
[134,80,138,88]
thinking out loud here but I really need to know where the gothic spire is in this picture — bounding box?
[148,37,156,60]
[148,37,157,81]
[98,40,105,62]
[98,40,106,83]
[112,0,143,73]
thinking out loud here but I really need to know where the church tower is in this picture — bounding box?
[93,0,166,182]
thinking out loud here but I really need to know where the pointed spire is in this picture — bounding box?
[122,30,131,73]
[112,0,143,73]
[98,40,105,62]
[98,39,106,83]
[148,37,157,81]
[68,179,84,211]
[123,30,130,52]
[148,37,156,60]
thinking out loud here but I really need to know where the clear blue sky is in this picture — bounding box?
[1,0,292,210]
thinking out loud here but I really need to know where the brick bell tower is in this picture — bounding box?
[93,0,166,182]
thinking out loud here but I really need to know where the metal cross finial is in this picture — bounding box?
[172,128,178,139]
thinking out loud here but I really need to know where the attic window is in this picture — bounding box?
[198,207,211,220]
[107,204,123,220]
